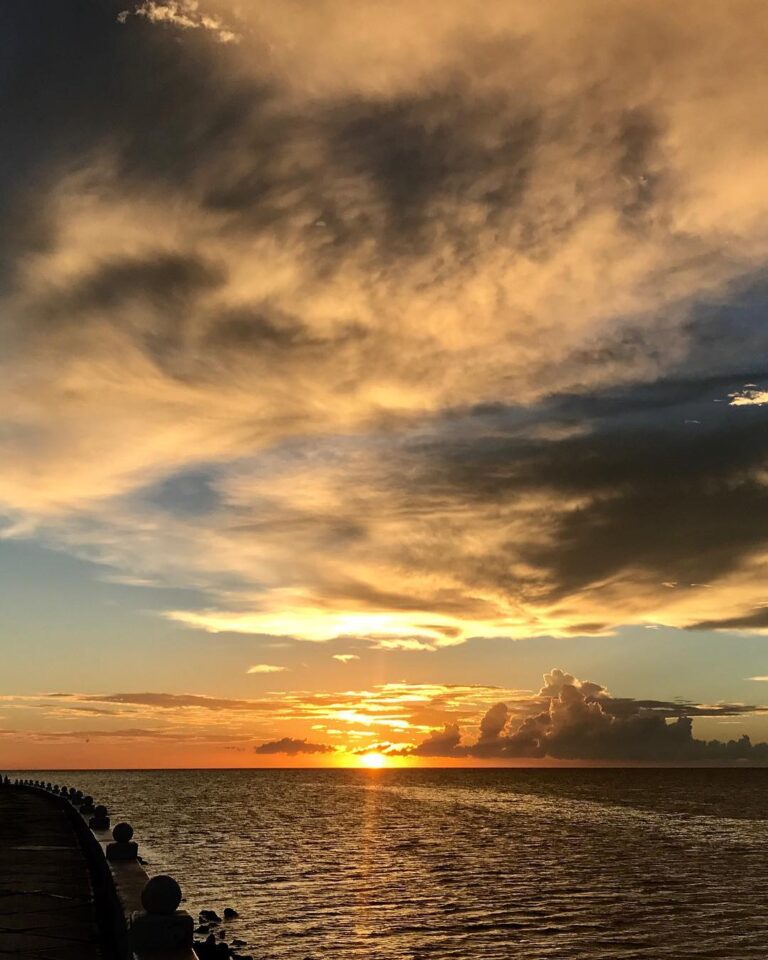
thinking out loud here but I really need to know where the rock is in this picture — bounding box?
[223,907,239,919]
[193,934,220,960]
[195,924,210,934]
[201,933,218,957]
[231,938,247,947]
[196,932,232,960]
[200,909,222,924]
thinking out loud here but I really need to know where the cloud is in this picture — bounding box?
[253,737,334,756]
[53,692,280,712]
[332,654,359,663]
[399,669,768,761]
[409,723,462,758]
[687,608,768,632]
[34,727,252,742]
[6,671,768,761]
[3,1,768,643]
[246,664,287,674]
[118,1,238,43]
[728,386,768,406]
[5,681,533,753]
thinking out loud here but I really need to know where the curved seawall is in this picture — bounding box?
[1,777,196,960]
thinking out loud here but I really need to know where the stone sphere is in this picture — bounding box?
[112,822,134,843]
[141,875,182,915]
[81,795,93,806]
[94,804,108,818]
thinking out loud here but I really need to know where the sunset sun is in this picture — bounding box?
[359,752,388,769]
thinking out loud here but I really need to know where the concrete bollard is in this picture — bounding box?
[107,822,139,861]
[130,875,193,953]
[89,804,110,831]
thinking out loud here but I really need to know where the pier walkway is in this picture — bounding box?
[0,787,104,958]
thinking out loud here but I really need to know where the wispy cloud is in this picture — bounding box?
[253,737,334,756]
[247,664,287,674]
[4,666,768,761]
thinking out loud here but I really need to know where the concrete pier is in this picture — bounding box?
[0,786,105,958]
[0,780,197,960]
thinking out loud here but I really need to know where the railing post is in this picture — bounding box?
[130,875,194,954]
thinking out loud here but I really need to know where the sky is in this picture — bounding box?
[3,0,768,768]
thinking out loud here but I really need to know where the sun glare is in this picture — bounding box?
[359,752,388,769]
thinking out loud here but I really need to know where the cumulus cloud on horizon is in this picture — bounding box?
[3,1,768,645]
[389,669,768,762]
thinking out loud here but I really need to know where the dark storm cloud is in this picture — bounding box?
[478,702,509,741]
[402,669,768,762]
[253,737,334,756]
[0,1,540,281]
[413,380,768,603]
[409,724,462,758]
[0,2,247,262]
[0,0,704,369]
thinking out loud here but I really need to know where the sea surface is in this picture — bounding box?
[17,768,768,959]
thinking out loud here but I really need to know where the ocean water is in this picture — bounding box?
[19,768,768,959]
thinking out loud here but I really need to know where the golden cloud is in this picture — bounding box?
[3,1,768,641]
